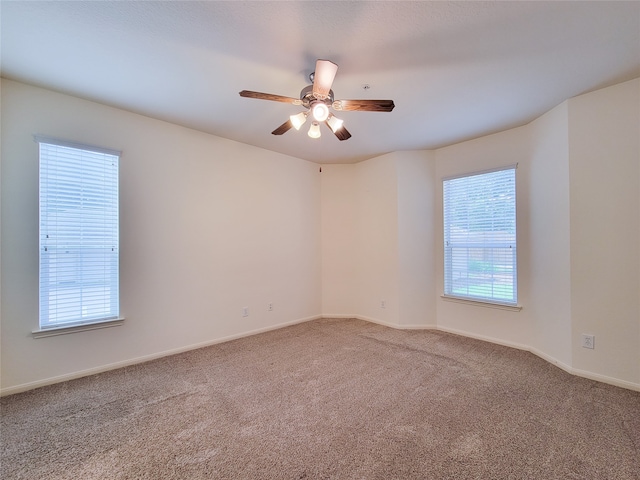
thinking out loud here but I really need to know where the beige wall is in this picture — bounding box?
[320,78,639,390]
[320,150,436,328]
[2,77,639,394]
[527,102,572,368]
[396,150,437,328]
[320,164,358,316]
[352,154,400,324]
[1,79,322,393]
[320,154,401,324]
[434,125,533,346]
[568,79,640,384]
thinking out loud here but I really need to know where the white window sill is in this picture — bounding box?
[32,318,125,338]
[441,295,522,312]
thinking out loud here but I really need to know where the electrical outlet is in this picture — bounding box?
[582,334,595,349]
[268,303,273,311]
[381,300,386,309]
[242,307,249,317]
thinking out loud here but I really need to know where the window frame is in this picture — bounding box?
[442,164,519,308]
[34,135,123,337]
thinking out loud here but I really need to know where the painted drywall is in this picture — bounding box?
[434,126,534,346]
[352,154,400,324]
[3,77,639,394]
[320,78,638,389]
[320,164,358,316]
[526,102,572,368]
[432,80,639,388]
[431,80,639,388]
[395,151,437,327]
[321,150,437,328]
[568,78,640,385]
[1,79,322,393]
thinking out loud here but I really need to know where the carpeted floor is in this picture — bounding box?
[2,318,639,479]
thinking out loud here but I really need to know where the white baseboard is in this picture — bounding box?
[434,325,531,352]
[1,314,321,397]
[568,367,640,392]
[357,318,640,392]
[354,314,437,330]
[435,326,639,392]
[527,346,574,376]
[3,313,638,395]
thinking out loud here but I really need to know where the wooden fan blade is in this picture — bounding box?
[240,90,301,104]
[271,119,293,135]
[333,99,395,112]
[324,121,352,141]
[312,60,338,100]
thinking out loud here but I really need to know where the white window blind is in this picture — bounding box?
[38,136,120,329]
[443,166,517,305]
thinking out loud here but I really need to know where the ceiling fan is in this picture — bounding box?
[239,59,395,141]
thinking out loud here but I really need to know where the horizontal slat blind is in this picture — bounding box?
[443,167,517,304]
[39,139,120,328]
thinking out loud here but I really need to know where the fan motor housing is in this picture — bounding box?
[300,85,334,109]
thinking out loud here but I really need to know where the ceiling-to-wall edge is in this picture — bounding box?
[2,77,639,394]
[329,78,639,391]
[0,78,323,394]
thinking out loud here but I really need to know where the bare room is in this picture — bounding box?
[1,1,639,478]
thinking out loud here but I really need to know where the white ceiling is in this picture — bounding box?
[2,1,639,164]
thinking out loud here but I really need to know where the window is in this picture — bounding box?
[443,166,517,305]
[38,136,120,330]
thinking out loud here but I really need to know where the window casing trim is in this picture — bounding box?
[441,294,522,311]
[34,135,122,157]
[32,317,125,338]
[442,163,518,182]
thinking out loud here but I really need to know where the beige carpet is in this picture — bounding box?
[2,318,639,479]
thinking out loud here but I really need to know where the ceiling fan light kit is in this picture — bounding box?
[290,111,308,130]
[326,114,344,133]
[239,59,395,141]
[308,122,322,139]
[312,102,330,122]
